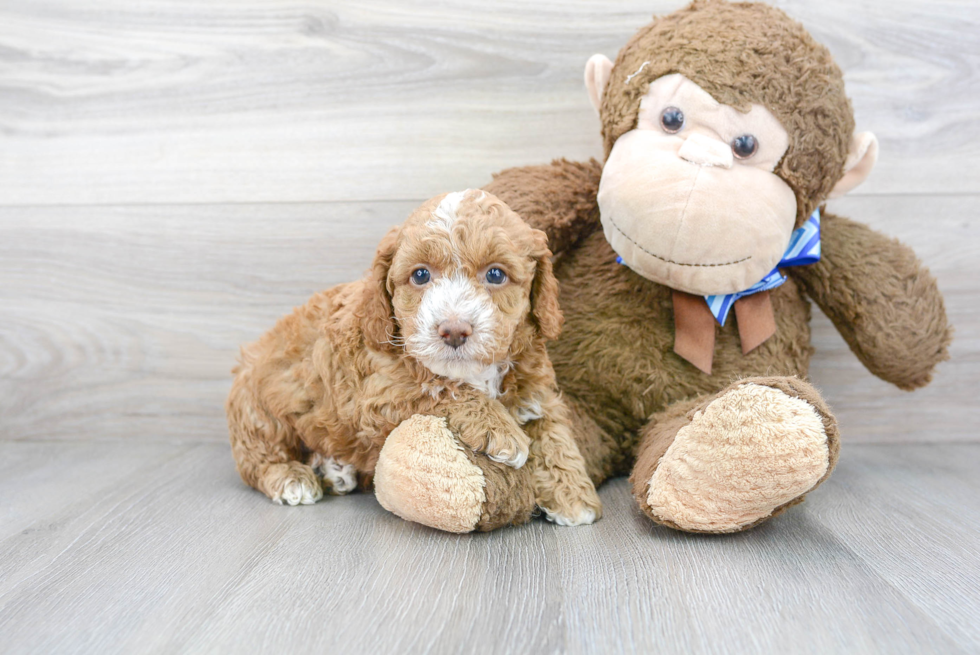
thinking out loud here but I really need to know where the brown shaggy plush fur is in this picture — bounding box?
[792,213,952,390]
[227,190,599,523]
[464,449,538,531]
[470,0,952,533]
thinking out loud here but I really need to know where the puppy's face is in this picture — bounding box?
[361,190,561,381]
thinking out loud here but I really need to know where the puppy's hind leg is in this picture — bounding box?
[226,378,323,506]
[308,453,358,496]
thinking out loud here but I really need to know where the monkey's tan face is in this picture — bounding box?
[597,74,798,295]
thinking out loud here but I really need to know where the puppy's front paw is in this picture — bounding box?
[310,454,357,495]
[541,502,599,527]
[539,486,603,527]
[485,430,531,469]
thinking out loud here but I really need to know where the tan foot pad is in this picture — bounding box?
[375,414,486,534]
[647,383,830,532]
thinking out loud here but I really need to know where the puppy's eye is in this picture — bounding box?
[485,268,507,285]
[731,134,758,159]
[660,107,684,134]
[411,268,431,285]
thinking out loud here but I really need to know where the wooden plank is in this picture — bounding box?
[0,441,199,591]
[0,0,977,205]
[1,193,976,444]
[809,444,980,653]
[0,441,974,653]
[0,201,412,442]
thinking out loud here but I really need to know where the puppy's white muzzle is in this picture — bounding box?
[407,273,498,374]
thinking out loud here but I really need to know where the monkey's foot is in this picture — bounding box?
[374,414,535,533]
[633,377,840,533]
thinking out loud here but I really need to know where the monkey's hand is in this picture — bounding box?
[483,159,603,256]
[789,211,952,390]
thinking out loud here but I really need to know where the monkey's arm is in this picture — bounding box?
[483,158,603,255]
[789,211,952,390]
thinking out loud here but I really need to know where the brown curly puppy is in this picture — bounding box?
[226,189,601,527]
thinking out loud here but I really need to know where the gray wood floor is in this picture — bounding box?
[2,0,979,653]
[0,441,978,655]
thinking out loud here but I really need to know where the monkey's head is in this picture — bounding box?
[586,0,878,295]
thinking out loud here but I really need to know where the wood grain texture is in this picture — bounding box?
[0,441,976,654]
[0,0,977,205]
[0,201,407,441]
[1,194,975,444]
[810,444,980,651]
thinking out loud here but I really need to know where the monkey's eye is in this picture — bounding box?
[731,134,758,159]
[660,107,685,133]
[485,268,507,285]
[411,268,431,285]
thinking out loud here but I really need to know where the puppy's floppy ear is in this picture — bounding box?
[360,226,400,352]
[530,230,563,341]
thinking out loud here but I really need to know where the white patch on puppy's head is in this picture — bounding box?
[429,190,469,232]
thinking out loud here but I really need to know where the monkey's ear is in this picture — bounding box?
[829,132,879,199]
[360,226,400,352]
[585,54,614,115]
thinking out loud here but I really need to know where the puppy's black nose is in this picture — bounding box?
[438,320,472,349]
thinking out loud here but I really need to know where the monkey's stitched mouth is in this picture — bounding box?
[607,217,751,267]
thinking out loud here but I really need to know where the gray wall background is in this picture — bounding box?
[1,0,977,444]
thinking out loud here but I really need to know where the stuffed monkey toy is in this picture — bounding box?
[374,0,951,533]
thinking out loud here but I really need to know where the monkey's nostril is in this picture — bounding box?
[437,320,473,349]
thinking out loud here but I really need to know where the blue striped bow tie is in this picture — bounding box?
[703,208,821,325]
[614,208,822,324]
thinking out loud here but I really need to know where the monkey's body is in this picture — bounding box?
[549,224,814,476]
[371,0,951,534]
[479,157,947,531]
